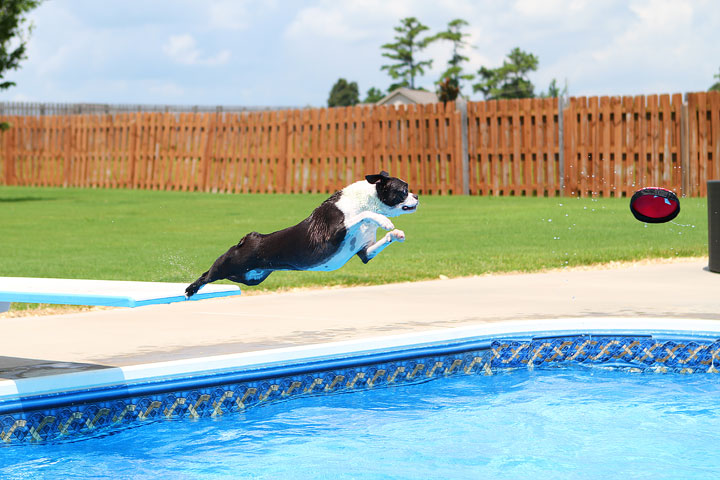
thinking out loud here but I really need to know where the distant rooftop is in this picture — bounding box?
[376,87,439,106]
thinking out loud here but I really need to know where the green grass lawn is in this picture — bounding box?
[0,186,708,304]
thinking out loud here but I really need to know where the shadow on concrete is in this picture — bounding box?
[0,356,112,380]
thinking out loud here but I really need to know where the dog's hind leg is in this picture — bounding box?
[185,269,213,297]
[185,256,239,297]
[185,252,240,297]
[185,233,265,297]
[185,246,242,297]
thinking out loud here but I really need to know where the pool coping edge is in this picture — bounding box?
[3,316,720,404]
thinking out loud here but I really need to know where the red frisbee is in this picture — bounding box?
[630,187,680,223]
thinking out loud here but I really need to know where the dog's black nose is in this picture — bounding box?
[412,194,418,200]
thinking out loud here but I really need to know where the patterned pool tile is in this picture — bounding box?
[2,336,719,444]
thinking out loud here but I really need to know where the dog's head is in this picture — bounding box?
[365,171,419,217]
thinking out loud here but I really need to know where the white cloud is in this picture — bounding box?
[207,0,249,31]
[513,0,595,20]
[284,0,424,43]
[162,34,231,66]
[285,6,370,42]
[163,34,198,63]
[629,0,693,29]
[206,0,279,31]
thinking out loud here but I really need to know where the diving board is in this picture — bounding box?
[0,277,241,312]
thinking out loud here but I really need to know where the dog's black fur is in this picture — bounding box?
[185,171,418,297]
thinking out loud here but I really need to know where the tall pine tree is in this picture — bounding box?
[473,47,539,100]
[380,17,436,90]
[435,19,475,99]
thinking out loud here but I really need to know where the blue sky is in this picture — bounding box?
[5,0,719,107]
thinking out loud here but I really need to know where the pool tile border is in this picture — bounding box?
[2,318,720,444]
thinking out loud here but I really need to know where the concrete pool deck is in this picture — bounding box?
[1,257,718,380]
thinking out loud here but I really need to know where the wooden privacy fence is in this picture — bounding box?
[0,101,462,195]
[467,97,561,196]
[562,92,720,198]
[465,91,719,197]
[1,91,718,196]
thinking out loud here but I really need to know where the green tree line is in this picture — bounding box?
[329,16,566,107]
[330,16,720,108]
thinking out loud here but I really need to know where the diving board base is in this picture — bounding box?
[0,278,241,309]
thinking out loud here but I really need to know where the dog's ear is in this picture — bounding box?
[365,171,389,184]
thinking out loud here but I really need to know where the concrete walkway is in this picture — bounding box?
[1,258,718,380]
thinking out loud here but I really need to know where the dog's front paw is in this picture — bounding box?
[386,229,405,243]
[377,217,395,231]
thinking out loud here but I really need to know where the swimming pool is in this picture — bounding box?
[2,318,720,477]
[3,366,720,479]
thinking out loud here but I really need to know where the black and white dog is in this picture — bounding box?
[185,171,419,297]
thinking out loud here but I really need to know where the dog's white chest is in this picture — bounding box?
[307,223,377,272]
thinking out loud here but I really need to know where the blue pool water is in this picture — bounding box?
[2,367,720,479]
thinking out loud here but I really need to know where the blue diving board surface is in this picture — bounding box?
[0,277,241,308]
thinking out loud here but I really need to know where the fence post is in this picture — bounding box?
[456,98,469,195]
[279,111,289,193]
[200,113,216,192]
[6,120,15,185]
[63,116,72,187]
[0,118,6,185]
[0,118,6,184]
[681,97,690,197]
[363,105,377,178]
[129,113,139,189]
[558,95,566,195]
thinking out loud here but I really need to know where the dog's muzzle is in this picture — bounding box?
[402,195,419,211]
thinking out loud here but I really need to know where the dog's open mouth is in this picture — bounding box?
[402,205,417,211]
